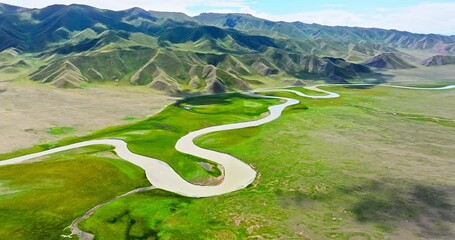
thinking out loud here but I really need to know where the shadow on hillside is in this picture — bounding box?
[343,181,455,238]
[344,84,377,89]
[344,73,394,89]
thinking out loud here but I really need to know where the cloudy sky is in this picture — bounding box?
[2,0,455,35]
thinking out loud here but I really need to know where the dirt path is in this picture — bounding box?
[61,186,156,240]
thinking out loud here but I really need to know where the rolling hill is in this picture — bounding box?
[363,53,416,69]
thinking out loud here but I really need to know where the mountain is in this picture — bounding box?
[1,3,454,93]
[148,10,195,22]
[0,2,27,13]
[363,53,416,69]
[421,55,455,67]
[195,13,455,53]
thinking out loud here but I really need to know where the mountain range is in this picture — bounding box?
[1,3,455,93]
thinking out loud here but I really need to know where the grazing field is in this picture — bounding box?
[0,85,454,239]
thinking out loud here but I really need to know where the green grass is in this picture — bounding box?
[1,86,454,239]
[81,86,455,239]
[122,116,137,121]
[1,92,279,183]
[0,145,150,239]
[46,127,75,135]
[79,82,92,89]
[0,92,280,239]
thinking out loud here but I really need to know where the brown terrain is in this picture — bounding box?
[0,80,173,153]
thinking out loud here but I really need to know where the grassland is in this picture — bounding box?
[0,93,280,239]
[0,145,150,239]
[81,86,455,239]
[46,126,75,135]
[1,85,454,239]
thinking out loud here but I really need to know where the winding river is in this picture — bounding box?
[1,84,454,196]
[0,84,454,238]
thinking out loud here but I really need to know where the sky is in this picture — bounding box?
[2,0,455,35]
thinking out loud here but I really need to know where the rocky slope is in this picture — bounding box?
[363,53,416,69]
[421,55,455,67]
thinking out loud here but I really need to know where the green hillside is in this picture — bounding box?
[1,3,455,92]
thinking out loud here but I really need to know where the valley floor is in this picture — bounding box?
[378,65,455,86]
[0,83,454,239]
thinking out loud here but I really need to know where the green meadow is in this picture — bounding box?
[0,145,149,239]
[46,127,75,135]
[0,86,454,239]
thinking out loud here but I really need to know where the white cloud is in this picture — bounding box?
[256,2,455,35]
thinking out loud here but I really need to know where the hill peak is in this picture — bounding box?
[123,7,148,15]
[0,2,29,13]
